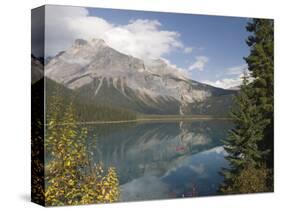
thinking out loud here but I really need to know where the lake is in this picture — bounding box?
[85,120,233,202]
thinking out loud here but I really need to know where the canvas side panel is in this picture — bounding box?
[31,6,45,206]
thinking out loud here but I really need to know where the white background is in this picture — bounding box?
[0,0,280,211]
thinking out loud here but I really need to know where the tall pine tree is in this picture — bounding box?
[220,18,274,193]
[244,19,274,167]
[220,74,269,193]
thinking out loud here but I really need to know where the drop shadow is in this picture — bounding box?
[19,193,30,202]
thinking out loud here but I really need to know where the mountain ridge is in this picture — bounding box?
[40,38,236,116]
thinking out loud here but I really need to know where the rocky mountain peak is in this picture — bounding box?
[74,38,89,47]
[91,38,106,46]
[44,38,235,115]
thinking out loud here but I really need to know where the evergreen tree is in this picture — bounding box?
[221,163,272,194]
[244,19,274,167]
[220,74,269,192]
[220,18,274,193]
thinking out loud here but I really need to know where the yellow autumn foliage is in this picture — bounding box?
[44,91,120,206]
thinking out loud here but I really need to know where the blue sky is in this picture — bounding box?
[88,8,250,85]
[42,5,251,89]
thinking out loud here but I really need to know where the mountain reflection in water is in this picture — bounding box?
[85,120,233,201]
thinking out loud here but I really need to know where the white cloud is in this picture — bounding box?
[202,64,249,89]
[203,73,244,89]
[226,64,248,76]
[188,56,209,71]
[203,76,240,89]
[43,5,183,61]
[160,58,190,77]
[184,47,193,54]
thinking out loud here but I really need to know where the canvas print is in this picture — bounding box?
[31,5,274,206]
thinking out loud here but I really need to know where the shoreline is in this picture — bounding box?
[51,116,232,126]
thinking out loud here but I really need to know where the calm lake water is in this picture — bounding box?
[85,120,233,201]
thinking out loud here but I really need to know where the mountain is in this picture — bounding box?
[45,77,137,122]
[45,38,236,116]
[228,85,240,91]
[31,54,44,84]
[32,57,137,122]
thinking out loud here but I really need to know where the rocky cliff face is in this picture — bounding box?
[45,38,235,115]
